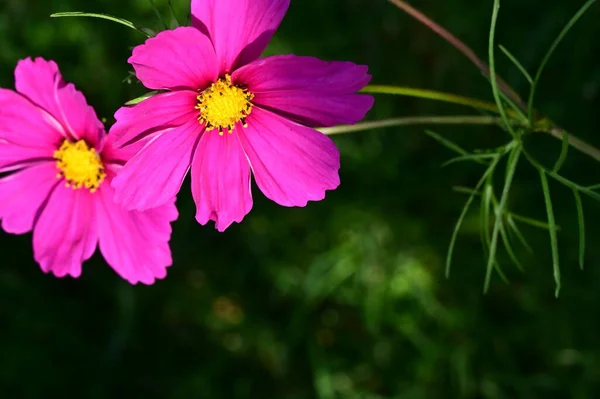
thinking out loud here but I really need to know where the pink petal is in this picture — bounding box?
[0,142,53,173]
[191,0,289,72]
[0,163,58,234]
[233,55,374,127]
[111,120,203,211]
[0,88,64,148]
[238,108,340,207]
[129,27,219,91]
[110,90,198,149]
[33,184,98,279]
[14,57,104,147]
[191,130,253,231]
[96,180,177,285]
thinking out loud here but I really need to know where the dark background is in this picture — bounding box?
[2,0,600,397]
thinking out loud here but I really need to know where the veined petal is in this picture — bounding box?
[33,184,98,279]
[0,163,58,234]
[0,88,64,148]
[191,0,289,72]
[233,55,374,127]
[14,57,104,147]
[110,90,198,148]
[191,130,252,231]
[111,120,203,211]
[239,108,340,207]
[129,27,219,91]
[96,180,177,285]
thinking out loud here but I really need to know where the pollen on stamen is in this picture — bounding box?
[195,74,254,134]
[53,140,106,192]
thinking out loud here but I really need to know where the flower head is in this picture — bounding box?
[0,57,178,284]
[110,0,374,231]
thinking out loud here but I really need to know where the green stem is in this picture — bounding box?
[319,116,521,136]
[362,85,525,121]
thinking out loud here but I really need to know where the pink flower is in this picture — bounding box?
[110,0,374,232]
[0,57,178,284]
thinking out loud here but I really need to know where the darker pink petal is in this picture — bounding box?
[191,130,253,231]
[0,142,53,173]
[0,163,58,234]
[0,88,64,148]
[233,55,374,127]
[96,181,177,285]
[110,90,198,148]
[33,184,98,279]
[129,27,219,90]
[191,0,289,72]
[111,120,203,211]
[14,57,104,147]
[238,108,340,207]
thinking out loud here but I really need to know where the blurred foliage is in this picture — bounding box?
[2,0,600,398]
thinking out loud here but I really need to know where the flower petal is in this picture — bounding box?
[191,0,289,72]
[0,142,53,173]
[110,90,198,148]
[191,130,253,231]
[0,88,64,148]
[238,108,340,207]
[14,57,105,147]
[0,163,58,234]
[233,55,374,127]
[33,184,98,279]
[111,120,203,211]
[129,27,219,91]
[96,180,177,285]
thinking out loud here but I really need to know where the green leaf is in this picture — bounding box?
[446,156,501,278]
[452,186,481,196]
[168,0,180,28]
[539,170,561,297]
[484,145,521,292]
[424,130,469,156]
[507,215,533,253]
[124,91,159,105]
[573,188,585,270]
[488,0,519,139]
[499,213,524,271]
[551,130,569,173]
[50,12,151,37]
[508,212,560,231]
[498,44,533,84]
[527,0,597,121]
[442,153,495,167]
[148,0,168,29]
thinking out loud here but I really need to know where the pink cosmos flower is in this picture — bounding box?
[0,57,178,284]
[110,0,374,232]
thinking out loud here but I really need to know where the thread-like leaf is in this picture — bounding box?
[424,130,470,156]
[484,145,521,292]
[148,0,168,29]
[573,188,585,270]
[527,0,597,121]
[125,91,158,105]
[539,170,561,297]
[498,44,533,84]
[507,215,533,253]
[50,12,151,37]
[552,130,570,173]
[442,153,495,167]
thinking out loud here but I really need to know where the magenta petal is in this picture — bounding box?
[191,0,289,72]
[233,55,374,127]
[111,120,203,211]
[191,130,253,231]
[111,90,198,148]
[0,88,64,147]
[0,163,58,234]
[129,27,219,90]
[96,181,177,285]
[33,185,98,279]
[0,142,53,173]
[14,57,104,147]
[239,108,340,207]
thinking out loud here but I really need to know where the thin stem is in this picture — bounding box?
[543,127,600,163]
[318,116,522,136]
[386,0,526,110]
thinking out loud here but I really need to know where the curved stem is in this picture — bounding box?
[319,115,522,136]
[386,0,526,110]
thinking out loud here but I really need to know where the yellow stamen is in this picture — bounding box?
[195,74,254,135]
[53,140,106,192]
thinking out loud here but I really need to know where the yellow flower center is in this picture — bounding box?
[195,74,254,135]
[53,140,106,192]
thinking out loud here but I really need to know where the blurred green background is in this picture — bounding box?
[2,0,600,397]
